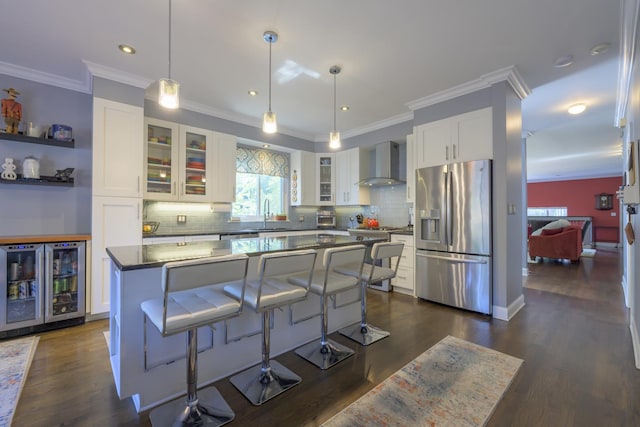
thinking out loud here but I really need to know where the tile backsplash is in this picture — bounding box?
[143,184,412,235]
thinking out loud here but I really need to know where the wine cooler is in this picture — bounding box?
[1,241,86,338]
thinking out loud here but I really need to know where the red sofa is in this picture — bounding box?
[528,226,582,262]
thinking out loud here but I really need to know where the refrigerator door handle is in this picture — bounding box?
[446,170,453,247]
[416,252,488,265]
[43,248,51,320]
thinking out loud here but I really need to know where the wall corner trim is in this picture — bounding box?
[615,0,640,127]
[492,293,526,321]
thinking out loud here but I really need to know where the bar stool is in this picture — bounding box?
[224,249,317,406]
[289,245,366,369]
[140,254,249,427]
[335,241,404,346]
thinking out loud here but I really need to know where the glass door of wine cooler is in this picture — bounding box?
[0,244,44,331]
[45,242,86,322]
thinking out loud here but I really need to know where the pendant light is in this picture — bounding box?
[158,0,180,109]
[262,31,278,133]
[329,65,342,149]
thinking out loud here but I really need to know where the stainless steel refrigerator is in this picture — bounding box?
[415,160,492,314]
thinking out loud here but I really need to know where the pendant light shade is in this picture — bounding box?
[329,65,342,149]
[159,0,179,109]
[262,31,278,133]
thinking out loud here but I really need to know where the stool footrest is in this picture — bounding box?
[229,360,301,406]
[338,322,390,346]
[149,386,234,426]
[295,338,354,370]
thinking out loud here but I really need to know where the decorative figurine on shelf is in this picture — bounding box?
[1,157,17,180]
[55,167,75,182]
[1,88,22,134]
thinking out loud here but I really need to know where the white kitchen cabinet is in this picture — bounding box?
[211,131,237,203]
[390,234,415,295]
[290,150,316,206]
[336,148,370,206]
[144,119,221,202]
[414,107,492,169]
[91,196,142,314]
[92,98,143,197]
[316,154,335,205]
[406,133,415,203]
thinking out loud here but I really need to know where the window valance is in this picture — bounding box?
[236,145,289,178]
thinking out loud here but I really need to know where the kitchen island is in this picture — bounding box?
[106,234,383,412]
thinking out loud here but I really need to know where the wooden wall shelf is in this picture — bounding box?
[0,175,74,187]
[0,132,75,148]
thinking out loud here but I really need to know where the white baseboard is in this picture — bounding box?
[492,294,525,321]
[622,276,630,308]
[630,318,640,369]
[522,267,529,276]
[595,242,619,248]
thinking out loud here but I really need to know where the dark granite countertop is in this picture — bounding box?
[108,234,384,271]
[143,227,348,238]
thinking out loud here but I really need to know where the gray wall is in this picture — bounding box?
[0,74,92,236]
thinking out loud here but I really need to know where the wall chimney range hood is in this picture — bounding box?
[358,141,405,186]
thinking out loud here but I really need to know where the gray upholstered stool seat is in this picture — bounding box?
[224,249,317,406]
[288,245,366,369]
[140,254,249,427]
[335,241,404,346]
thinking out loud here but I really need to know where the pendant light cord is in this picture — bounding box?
[168,0,172,79]
[333,72,337,132]
[268,39,272,112]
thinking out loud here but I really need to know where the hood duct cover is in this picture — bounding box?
[358,141,406,186]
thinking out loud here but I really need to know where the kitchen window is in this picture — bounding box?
[232,145,289,220]
[527,207,568,216]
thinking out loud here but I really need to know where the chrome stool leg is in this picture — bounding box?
[296,295,354,369]
[230,310,301,405]
[339,280,389,346]
[149,329,234,426]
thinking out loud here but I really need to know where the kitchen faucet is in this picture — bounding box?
[263,198,270,228]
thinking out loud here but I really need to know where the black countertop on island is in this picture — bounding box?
[107,234,385,271]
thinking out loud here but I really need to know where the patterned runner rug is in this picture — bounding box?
[0,335,39,426]
[322,335,523,427]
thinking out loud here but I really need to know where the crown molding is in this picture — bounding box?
[0,60,91,93]
[312,111,414,143]
[406,65,531,111]
[83,60,154,89]
[615,0,640,127]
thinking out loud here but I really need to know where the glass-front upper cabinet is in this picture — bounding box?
[144,118,179,200]
[144,119,214,202]
[316,153,335,205]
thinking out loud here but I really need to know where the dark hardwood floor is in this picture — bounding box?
[12,247,639,426]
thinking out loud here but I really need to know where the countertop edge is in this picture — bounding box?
[0,234,92,244]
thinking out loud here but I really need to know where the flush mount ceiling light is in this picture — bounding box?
[329,65,342,149]
[262,31,278,134]
[248,90,258,96]
[340,105,350,111]
[553,54,574,68]
[118,44,136,55]
[158,0,179,109]
[590,43,611,56]
[568,103,586,115]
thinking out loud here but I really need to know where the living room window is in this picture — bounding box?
[527,207,568,216]
[232,145,289,220]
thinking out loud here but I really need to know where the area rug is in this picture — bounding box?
[0,335,39,426]
[322,335,523,427]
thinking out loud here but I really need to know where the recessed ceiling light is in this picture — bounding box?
[248,90,258,96]
[262,144,270,148]
[118,44,136,55]
[590,43,611,56]
[340,105,350,111]
[553,54,574,68]
[568,103,586,115]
